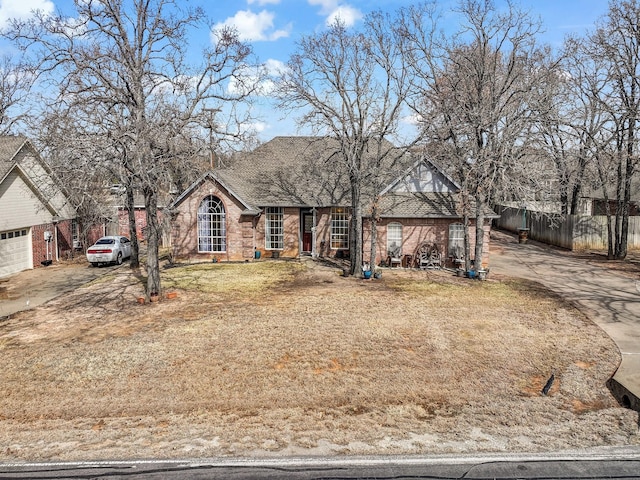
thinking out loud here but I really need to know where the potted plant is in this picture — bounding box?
[361,262,372,279]
[373,266,382,279]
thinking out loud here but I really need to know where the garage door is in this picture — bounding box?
[0,228,32,278]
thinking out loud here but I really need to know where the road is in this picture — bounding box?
[2,450,640,479]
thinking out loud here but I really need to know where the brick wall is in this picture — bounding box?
[170,182,494,266]
[31,223,56,265]
[363,217,491,267]
[55,219,74,259]
[83,223,106,250]
[253,207,300,259]
[118,208,148,240]
[171,178,253,262]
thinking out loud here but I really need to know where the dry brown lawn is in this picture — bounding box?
[0,259,638,461]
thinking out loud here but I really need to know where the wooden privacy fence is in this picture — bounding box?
[495,205,640,250]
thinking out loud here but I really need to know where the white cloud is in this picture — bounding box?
[247,0,280,5]
[251,121,267,133]
[213,9,291,42]
[326,5,362,27]
[308,0,362,27]
[0,0,54,27]
[264,58,288,76]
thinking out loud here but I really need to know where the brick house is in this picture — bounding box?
[169,136,495,267]
[0,136,77,278]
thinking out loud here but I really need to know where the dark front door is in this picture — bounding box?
[302,212,313,253]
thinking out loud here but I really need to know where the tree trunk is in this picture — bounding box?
[463,212,471,272]
[144,186,162,298]
[126,184,140,269]
[369,204,378,270]
[474,192,486,270]
[618,120,635,260]
[596,155,615,259]
[570,150,589,215]
[349,179,363,276]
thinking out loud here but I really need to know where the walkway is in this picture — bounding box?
[490,230,640,410]
[0,261,112,318]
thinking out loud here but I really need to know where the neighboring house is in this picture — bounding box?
[169,136,495,267]
[0,136,77,278]
[110,187,173,246]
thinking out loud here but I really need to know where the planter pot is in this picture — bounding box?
[271,251,280,259]
[254,250,261,260]
[149,293,160,303]
[363,270,372,280]
[342,268,349,277]
[518,228,529,244]
[456,268,465,277]
[136,297,145,304]
[477,269,488,281]
[467,270,476,279]
[166,292,178,299]
[373,271,382,279]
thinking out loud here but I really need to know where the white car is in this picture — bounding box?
[86,236,131,267]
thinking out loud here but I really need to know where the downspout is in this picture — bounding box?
[52,215,60,262]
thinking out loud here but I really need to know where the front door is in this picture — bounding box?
[302,212,313,253]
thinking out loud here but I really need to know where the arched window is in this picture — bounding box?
[198,196,226,252]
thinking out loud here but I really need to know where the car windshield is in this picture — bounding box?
[96,238,115,245]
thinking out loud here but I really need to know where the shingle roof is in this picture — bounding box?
[378,192,462,218]
[175,136,477,219]
[0,135,28,181]
[221,136,410,207]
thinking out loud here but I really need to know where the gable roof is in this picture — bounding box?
[174,136,484,219]
[380,156,460,195]
[0,135,29,183]
[170,170,260,215]
[221,136,412,208]
[0,135,77,219]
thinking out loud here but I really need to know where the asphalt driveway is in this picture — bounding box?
[490,230,640,411]
[0,261,113,318]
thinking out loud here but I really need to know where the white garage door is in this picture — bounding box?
[0,228,32,278]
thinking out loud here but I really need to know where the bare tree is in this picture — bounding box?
[6,0,259,297]
[581,0,640,260]
[277,16,412,275]
[400,0,551,269]
[0,55,34,134]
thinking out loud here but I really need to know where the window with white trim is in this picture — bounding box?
[265,207,284,250]
[387,222,402,256]
[198,196,226,252]
[330,207,349,249]
[448,223,464,258]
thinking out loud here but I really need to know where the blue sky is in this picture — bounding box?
[0,0,613,140]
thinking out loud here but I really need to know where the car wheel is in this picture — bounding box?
[91,262,98,267]
[116,252,123,265]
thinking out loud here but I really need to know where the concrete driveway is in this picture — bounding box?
[490,230,640,411]
[0,261,114,318]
